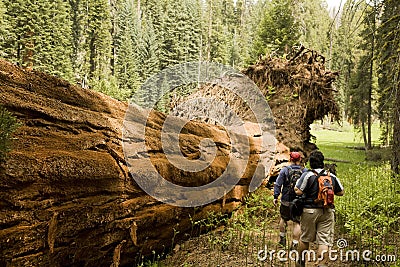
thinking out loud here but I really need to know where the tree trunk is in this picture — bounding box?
[110,0,116,76]
[367,0,376,150]
[392,73,400,175]
[0,59,262,266]
[362,120,368,150]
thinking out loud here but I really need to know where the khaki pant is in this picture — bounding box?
[300,208,334,246]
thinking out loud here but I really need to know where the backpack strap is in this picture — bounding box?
[309,169,326,184]
[285,165,292,184]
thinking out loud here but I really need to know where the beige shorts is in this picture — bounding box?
[300,208,335,246]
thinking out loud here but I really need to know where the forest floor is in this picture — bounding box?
[144,122,399,267]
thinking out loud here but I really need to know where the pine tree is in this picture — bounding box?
[295,0,331,55]
[70,0,114,94]
[252,0,300,58]
[331,1,366,121]
[87,0,113,86]
[160,0,201,68]
[348,1,378,150]
[70,0,89,86]
[113,0,141,100]
[2,0,38,67]
[2,0,73,80]
[136,16,160,81]
[202,0,235,64]
[377,0,400,174]
[35,0,74,80]
[233,0,257,67]
[245,0,269,64]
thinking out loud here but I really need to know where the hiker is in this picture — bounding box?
[294,150,344,267]
[273,151,306,249]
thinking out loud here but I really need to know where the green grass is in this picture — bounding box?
[310,123,383,170]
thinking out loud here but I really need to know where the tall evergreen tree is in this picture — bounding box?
[295,0,331,55]
[87,0,113,86]
[37,0,74,80]
[136,15,160,81]
[331,1,366,121]
[348,1,378,150]
[70,0,88,86]
[203,0,231,64]
[252,0,300,58]
[377,0,400,174]
[161,0,201,68]
[70,0,113,91]
[2,0,73,80]
[233,0,261,67]
[2,0,33,66]
[244,0,269,65]
[142,0,165,62]
[113,0,141,100]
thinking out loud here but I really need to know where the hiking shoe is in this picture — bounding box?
[279,236,286,247]
[295,259,305,267]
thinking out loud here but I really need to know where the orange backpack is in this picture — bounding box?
[314,171,335,208]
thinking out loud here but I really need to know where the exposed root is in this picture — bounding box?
[111,240,126,267]
[48,212,58,254]
[130,222,138,246]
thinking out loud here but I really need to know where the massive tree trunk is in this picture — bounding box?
[0,59,266,266]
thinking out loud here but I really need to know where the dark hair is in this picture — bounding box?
[309,150,324,169]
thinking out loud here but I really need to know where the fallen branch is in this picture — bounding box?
[345,146,366,150]
[325,158,352,163]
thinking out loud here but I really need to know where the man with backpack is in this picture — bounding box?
[294,150,344,267]
[273,151,306,249]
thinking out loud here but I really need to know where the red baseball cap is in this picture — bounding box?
[290,152,302,161]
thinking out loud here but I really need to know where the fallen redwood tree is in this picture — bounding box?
[0,60,270,267]
[0,47,339,266]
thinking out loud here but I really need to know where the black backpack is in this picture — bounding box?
[286,166,303,201]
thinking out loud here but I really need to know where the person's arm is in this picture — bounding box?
[332,174,344,196]
[336,190,344,196]
[295,167,308,195]
[294,171,310,196]
[294,186,303,195]
[273,167,286,205]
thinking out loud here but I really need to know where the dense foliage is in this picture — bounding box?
[0,0,333,100]
[0,0,399,171]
